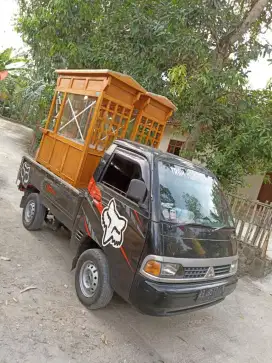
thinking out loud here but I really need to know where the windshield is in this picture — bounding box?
[158,161,234,228]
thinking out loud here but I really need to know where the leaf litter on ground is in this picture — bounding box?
[20,286,38,294]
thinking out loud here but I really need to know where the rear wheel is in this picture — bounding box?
[75,249,113,309]
[22,193,46,231]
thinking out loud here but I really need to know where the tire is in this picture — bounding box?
[22,193,46,231]
[75,249,113,310]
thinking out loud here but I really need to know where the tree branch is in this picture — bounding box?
[229,0,268,45]
[215,0,268,67]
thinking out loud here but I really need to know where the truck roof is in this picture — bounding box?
[114,140,214,178]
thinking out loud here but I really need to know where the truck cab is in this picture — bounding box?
[73,140,237,315]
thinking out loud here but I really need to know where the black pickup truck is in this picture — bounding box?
[17,140,238,316]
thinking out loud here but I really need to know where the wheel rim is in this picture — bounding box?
[24,200,35,224]
[79,261,99,298]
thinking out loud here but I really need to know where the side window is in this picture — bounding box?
[101,153,142,197]
[93,144,117,181]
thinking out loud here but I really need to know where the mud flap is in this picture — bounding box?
[20,193,29,208]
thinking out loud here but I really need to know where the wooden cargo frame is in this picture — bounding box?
[131,92,175,148]
[36,69,176,188]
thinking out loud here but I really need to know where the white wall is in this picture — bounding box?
[238,175,264,200]
[159,125,187,152]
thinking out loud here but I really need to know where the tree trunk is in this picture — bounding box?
[229,0,269,45]
[216,0,269,68]
[183,126,200,154]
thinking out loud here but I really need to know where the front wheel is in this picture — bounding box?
[75,249,113,310]
[22,193,46,231]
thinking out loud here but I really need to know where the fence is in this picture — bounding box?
[227,194,272,258]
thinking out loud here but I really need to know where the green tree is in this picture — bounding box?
[0,69,53,130]
[168,0,272,189]
[0,48,26,116]
[0,47,24,72]
[160,184,175,206]
[183,193,203,221]
[15,0,272,189]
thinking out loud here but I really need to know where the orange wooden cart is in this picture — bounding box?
[36,69,176,188]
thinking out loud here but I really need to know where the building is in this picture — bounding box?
[238,174,272,203]
[159,123,272,203]
[159,123,186,154]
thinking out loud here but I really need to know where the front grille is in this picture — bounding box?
[183,267,209,279]
[214,264,231,276]
[183,264,231,279]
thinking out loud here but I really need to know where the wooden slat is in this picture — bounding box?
[258,206,272,248]
[261,231,271,258]
[227,193,272,256]
[244,203,258,244]
[237,220,245,240]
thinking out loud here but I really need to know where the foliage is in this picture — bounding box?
[0,47,26,108]
[0,70,54,128]
[0,47,25,72]
[12,0,272,189]
[183,193,203,220]
[169,65,272,189]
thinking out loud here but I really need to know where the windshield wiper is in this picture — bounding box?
[181,223,235,231]
[212,225,235,232]
[182,223,213,228]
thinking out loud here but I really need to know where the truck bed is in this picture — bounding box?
[17,156,85,230]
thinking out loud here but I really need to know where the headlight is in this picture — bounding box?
[161,263,180,276]
[230,259,238,274]
[143,260,181,277]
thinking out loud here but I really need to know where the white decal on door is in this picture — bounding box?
[21,162,31,186]
[101,198,128,248]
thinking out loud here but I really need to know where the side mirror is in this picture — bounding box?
[126,179,147,204]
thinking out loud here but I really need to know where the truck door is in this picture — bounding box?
[83,148,150,301]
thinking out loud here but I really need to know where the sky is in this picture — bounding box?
[0,0,23,50]
[1,0,272,89]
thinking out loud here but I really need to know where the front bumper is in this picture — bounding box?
[129,273,238,316]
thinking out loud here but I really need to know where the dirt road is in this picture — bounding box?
[0,117,272,363]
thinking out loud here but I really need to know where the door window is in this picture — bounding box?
[101,153,142,197]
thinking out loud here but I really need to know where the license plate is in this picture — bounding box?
[197,286,224,302]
